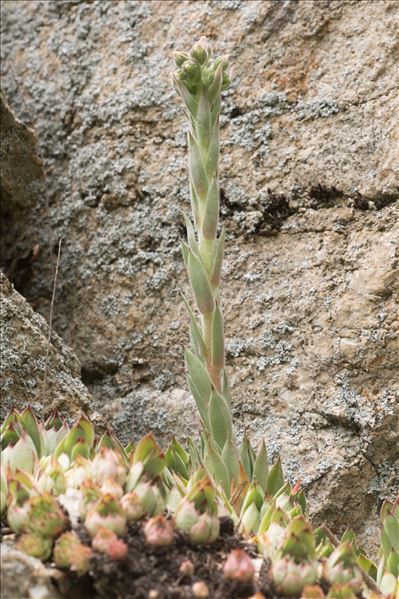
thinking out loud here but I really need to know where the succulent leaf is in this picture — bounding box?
[253,440,269,494]
[208,390,232,450]
[266,457,284,497]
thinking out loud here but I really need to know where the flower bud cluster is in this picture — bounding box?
[173,36,230,97]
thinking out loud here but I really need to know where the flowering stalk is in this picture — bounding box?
[172,39,235,457]
[172,40,287,510]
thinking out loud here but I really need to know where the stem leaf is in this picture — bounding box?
[211,227,225,287]
[208,390,232,450]
[211,303,224,369]
[187,249,214,314]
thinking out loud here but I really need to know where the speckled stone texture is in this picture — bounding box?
[0,0,398,551]
[0,544,64,599]
[0,273,91,420]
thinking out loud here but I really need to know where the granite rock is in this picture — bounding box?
[0,0,398,550]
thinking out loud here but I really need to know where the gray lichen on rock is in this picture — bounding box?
[0,0,398,552]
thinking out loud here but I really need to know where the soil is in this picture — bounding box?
[64,517,280,599]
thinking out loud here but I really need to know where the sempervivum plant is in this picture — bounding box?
[174,475,220,544]
[0,38,396,599]
[323,543,363,592]
[269,516,319,595]
[172,37,286,506]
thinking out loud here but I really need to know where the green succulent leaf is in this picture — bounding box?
[208,390,232,450]
[187,248,214,314]
[253,440,269,494]
[188,132,208,200]
[240,430,256,480]
[187,375,209,429]
[221,369,232,407]
[384,514,399,552]
[185,350,212,407]
[211,303,224,370]
[1,409,20,436]
[204,441,230,496]
[196,89,211,149]
[266,457,284,497]
[1,423,20,449]
[387,549,399,577]
[202,178,219,240]
[210,227,225,287]
[183,214,201,257]
[222,434,240,486]
[19,407,41,457]
[186,438,201,470]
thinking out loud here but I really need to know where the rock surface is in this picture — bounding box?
[0,544,63,599]
[0,0,398,550]
[0,272,91,420]
[0,94,46,293]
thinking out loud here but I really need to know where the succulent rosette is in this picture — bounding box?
[144,515,174,547]
[270,516,319,594]
[323,544,363,592]
[84,493,127,538]
[54,531,92,575]
[175,476,220,544]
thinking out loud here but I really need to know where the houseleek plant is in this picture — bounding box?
[0,38,394,597]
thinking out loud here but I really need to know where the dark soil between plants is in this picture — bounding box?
[63,517,281,599]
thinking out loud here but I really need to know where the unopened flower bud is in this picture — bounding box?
[258,522,286,559]
[324,545,363,592]
[92,527,128,560]
[65,456,91,488]
[223,549,255,582]
[190,39,209,65]
[192,581,209,598]
[182,59,200,81]
[85,493,127,538]
[17,533,52,560]
[179,559,194,577]
[144,515,174,547]
[174,51,189,68]
[53,531,92,575]
[27,494,67,539]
